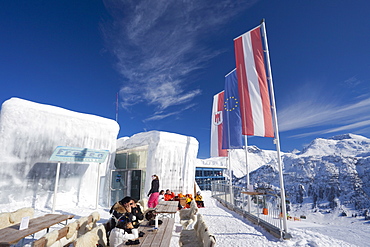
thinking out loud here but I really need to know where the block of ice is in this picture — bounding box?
[0,98,119,209]
[116,131,199,195]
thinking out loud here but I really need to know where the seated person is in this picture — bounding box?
[108,196,140,246]
[109,214,140,246]
[129,198,145,237]
[185,194,193,208]
[164,189,175,201]
[195,191,205,207]
[109,197,133,228]
[158,190,165,202]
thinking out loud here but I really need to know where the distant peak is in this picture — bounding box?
[248,145,261,153]
[329,133,365,141]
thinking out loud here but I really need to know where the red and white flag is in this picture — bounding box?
[234,26,274,137]
[210,91,227,157]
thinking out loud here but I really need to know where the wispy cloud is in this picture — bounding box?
[102,0,257,120]
[144,103,197,122]
[278,79,370,137]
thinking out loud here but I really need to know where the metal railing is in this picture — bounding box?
[211,180,291,239]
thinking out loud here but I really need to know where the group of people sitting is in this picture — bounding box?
[107,196,145,246]
[146,175,205,209]
[107,174,205,246]
[159,189,205,208]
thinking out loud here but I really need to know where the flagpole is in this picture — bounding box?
[244,136,251,213]
[227,150,233,203]
[116,92,119,122]
[260,19,288,233]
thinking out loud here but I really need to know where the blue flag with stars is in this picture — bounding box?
[222,69,243,149]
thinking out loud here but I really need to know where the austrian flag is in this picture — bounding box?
[234,26,274,137]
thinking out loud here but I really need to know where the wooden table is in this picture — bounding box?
[137,218,175,247]
[155,201,178,215]
[0,214,74,247]
[153,201,178,228]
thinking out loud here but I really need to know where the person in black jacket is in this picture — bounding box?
[129,198,144,228]
[129,198,145,237]
[109,196,135,231]
[147,174,160,208]
[108,196,139,246]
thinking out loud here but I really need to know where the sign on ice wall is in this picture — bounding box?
[50,146,109,163]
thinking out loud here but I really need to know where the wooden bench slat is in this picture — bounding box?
[31,214,96,247]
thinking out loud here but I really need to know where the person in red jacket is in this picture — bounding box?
[164,189,175,201]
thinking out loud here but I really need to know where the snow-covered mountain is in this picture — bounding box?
[208,134,370,213]
[199,145,279,178]
[299,133,370,157]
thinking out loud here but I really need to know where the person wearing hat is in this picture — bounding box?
[147,174,160,208]
[108,196,140,246]
[195,191,205,208]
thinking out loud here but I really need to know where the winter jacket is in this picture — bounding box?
[195,194,203,201]
[109,228,138,247]
[109,202,134,231]
[164,192,175,201]
[131,205,144,228]
[147,179,159,196]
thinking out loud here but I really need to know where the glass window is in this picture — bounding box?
[115,146,148,170]
[138,150,147,169]
[128,153,139,169]
[114,153,127,169]
[111,170,126,189]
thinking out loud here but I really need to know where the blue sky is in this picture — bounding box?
[1,0,370,158]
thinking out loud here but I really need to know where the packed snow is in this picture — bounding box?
[9,190,369,247]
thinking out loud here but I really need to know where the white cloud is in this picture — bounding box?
[278,80,370,138]
[144,103,197,122]
[102,0,257,119]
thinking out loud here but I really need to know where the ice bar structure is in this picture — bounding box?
[0,98,199,210]
[112,131,199,205]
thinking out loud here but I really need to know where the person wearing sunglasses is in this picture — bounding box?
[108,196,140,246]
[129,198,145,238]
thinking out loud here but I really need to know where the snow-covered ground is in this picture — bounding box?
[198,191,367,247]
[12,190,369,246]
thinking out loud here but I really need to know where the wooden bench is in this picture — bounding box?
[0,214,74,247]
[179,214,216,247]
[179,200,198,229]
[71,224,107,247]
[136,217,175,247]
[32,212,100,247]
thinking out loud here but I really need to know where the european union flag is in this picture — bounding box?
[222,69,243,149]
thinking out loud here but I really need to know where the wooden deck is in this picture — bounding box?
[0,214,74,247]
[137,218,175,247]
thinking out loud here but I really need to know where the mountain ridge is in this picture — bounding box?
[203,133,370,214]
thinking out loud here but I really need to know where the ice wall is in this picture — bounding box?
[117,131,199,195]
[0,98,119,209]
